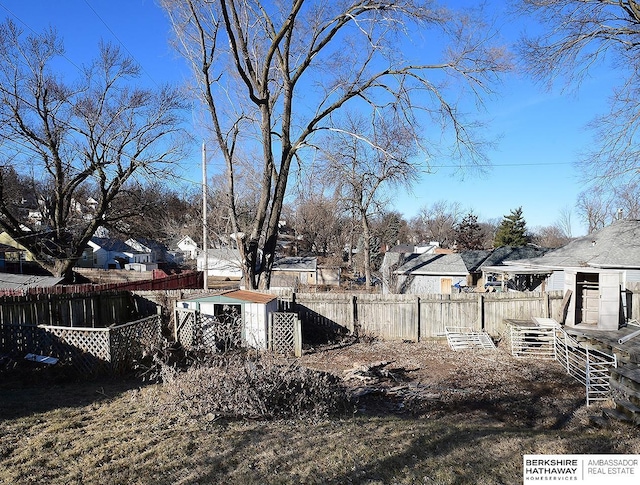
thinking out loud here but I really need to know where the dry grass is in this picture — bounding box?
[1,340,639,485]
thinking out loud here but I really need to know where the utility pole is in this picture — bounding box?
[202,141,208,290]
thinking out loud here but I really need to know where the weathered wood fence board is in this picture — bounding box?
[419,294,479,338]
[0,291,135,328]
[483,293,552,338]
[279,293,356,336]
[356,294,418,341]
[277,291,566,341]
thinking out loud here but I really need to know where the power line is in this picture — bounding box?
[0,1,85,75]
[426,161,575,169]
[82,0,160,88]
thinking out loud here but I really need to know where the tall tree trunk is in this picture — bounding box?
[362,211,372,287]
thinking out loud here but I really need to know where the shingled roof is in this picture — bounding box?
[395,246,548,275]
[509,219,640,270]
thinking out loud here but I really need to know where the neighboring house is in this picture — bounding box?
[0,243,25,273]
[317,266,342,287]
[174,235,199,260]
[126,237,169,264]
[0,232,36,262]
[380,242,445,292]
[197,247,243,279]
[385,246,550,295]
[493,219,640,331]
[390,251,487,294]
[271,256,318,289]
[86,237,157,270]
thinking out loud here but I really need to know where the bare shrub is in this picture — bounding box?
[199,308,243,353]
[157,352,354,420]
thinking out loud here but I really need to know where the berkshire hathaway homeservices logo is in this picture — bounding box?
[523,455,639,484]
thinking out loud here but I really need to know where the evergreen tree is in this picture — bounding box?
[493,207,529,247]
[455,212,485,250]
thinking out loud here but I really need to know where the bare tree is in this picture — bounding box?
[417,200,463,248]
[293,194,343,258]
[323,115,418,286]
[556,205,573,239]
[531,225,572,248]
[0,22,186,278]
[161,0,509,289]
[612,180,640,219]
[518,0,640,184]
[575,180,640,233]
[576,186,615,233]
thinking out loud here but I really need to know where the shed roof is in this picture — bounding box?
[508,219,640,270]
[0,274,64,289]
[222,290,277,304]
[272,256,317,271]
[395,253,472,275]
[180,289,277,304]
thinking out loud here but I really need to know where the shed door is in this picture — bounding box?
[599,272,621,331]
[575,272,599,325]
[441,278,452,294]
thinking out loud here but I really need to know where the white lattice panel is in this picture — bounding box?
[269,312,302,357]
[175,309,198,350]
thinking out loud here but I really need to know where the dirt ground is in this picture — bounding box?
[299,337,606,428]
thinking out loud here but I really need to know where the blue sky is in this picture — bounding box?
[0,0,611,237]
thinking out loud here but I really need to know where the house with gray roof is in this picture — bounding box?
[271,256,318,289]
[383,246,549,295]
[388,250,494,294]
[493,219,640,330]
[86,237,156,270]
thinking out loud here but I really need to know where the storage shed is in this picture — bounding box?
[176,290,278,349]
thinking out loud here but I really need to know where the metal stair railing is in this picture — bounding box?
[508,321,556,359]
[554,326,617,406]
[507,318,617,405]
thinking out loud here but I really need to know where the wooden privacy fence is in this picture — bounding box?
[0,291,136,328]
[277,291,566,341]
[0,314,161,375]
[0,271,203,297]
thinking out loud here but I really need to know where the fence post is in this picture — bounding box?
[352,295,358,336]
[544,292,550,318]
[294,315,302,357]
[415,296,421,342]
[478,294,484,331]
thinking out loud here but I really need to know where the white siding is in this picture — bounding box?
[546,270,565,291]
[244,302,267,349]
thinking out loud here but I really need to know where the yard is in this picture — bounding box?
[1,339,639,484]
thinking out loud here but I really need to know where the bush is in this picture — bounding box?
[157,352,354,420]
